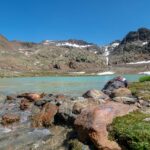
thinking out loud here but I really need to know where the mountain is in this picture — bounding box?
[42,39,92,46]
[0,27,150,76]
[110,28,150,64]
[0,37,106,75]
[41,39,103,54]
[121,28,150,44]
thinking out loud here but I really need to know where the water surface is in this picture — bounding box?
[0,75,142,96]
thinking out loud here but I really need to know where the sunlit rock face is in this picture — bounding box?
[74,101,137,150]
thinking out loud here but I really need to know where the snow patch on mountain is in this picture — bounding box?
[42,40,93,48]
[139,71,150,75]
[97,71,115,75]
[127,60,150,64]
[142,41,148,46]
[111,42,120,47]
[56,42,92,48]
[42,40,55,45]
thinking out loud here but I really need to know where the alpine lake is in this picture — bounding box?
[0,74,143,97]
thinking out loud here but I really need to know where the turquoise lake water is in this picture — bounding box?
[0,75,143,96]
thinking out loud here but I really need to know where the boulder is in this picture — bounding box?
[6,95,16,101]
[26,93,42,102]
[31,103,58,128]
[111,88,132,98]
[72,102,85,114]
[83,89,109,101]
[55,100,76,125]
[18,93,44,102]
[56,95,108,125]
[74,101,137,150]
[68,61,78,69]
[53,64,61,69]
[102,78,127,96]
[2,113,20,125]
[72,98,107,115]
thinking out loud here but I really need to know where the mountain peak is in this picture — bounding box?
[122,27,150,44]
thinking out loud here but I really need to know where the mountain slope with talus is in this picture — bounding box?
[0,37,106,74]
[109,28,150,64]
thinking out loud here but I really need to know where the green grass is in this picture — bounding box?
[139,76,150,82]
[68,139,83,150]
[129,81,150,101]
[109,111,150,150]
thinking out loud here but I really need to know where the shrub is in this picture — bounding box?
[109,111,150,150]
[139,76,150,82]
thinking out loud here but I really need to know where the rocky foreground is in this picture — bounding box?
[0,82,150,150]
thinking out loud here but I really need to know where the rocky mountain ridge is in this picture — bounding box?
[110,28,150,64]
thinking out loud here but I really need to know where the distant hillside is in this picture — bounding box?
[0,35,14,50]
[0,36,106,74]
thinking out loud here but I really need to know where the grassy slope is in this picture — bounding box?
[109,81,150,150]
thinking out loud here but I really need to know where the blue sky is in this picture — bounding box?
[0,0,150,45]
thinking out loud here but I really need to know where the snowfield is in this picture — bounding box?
[97,71,115,75]
[127,60,150,64]
[56,42,92,48]
[139,71,150,75]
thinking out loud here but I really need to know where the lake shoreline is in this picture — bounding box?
[0,70,147,78]
[0,80,149,149]
[0,63,150,78]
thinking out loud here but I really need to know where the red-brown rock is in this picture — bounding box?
[31,103,58,128]
[6,96,14,101]
[18,93,44,102]
[74,101,137,150]
[20,99,31,110]
[2,114,20,125]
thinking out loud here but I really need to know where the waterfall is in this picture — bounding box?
[104,46,109,65]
